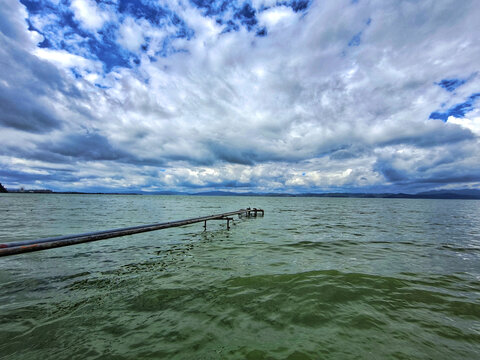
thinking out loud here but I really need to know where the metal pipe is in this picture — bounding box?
[0,208,263,257]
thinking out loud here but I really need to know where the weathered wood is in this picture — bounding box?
[0,208,264,257]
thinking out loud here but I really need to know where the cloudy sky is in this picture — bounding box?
[1,0,479,193]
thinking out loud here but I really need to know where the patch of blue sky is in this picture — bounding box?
[234,3,258,30]
[347,19,370,47]
[191,0,231,17]
[192,0,311,35]
[19,0,47,13]
[170,13,195,40]
[71,68,83,79]
[277,0,311,13]
[21,0,311,73]
[21,0,193,73]
[256,27,267,36]
[217,19,239,33]
[94,83,110,89]
[97,20,143,68]
[117,1,194,40]
[348,31,362,47]
[22,2,89,51]
[21,1,129,71]
[436,78,467,92]
[192,0,259,32]
[430,93,480,122]
[155,36,182,58]
[117,0,169,24]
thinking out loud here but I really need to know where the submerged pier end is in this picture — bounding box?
[0,208,264,257]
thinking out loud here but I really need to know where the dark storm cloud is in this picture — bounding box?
[0,37,65,132]
[417,173,480,184]
[373,160,408,182]
[0,168,77,183]
[204,141,257,165]
[379,123,475,148]
[0,8,84,134]
[43,132,130,161]
[0,90,61,133]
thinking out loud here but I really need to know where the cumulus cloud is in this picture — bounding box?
[1,0,480,192]
[71,0,110,31]
[257,6,298,30]
[117,17,145,52]
[448,109,480,136]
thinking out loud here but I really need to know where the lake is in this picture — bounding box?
[0,194,479,359]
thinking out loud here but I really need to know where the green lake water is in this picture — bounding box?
[0,194,479,359]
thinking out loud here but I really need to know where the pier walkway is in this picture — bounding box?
[0,208,264,257]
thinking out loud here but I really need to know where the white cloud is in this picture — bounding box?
[448,113,480,136]
[258,6,298,30]
[117,17,145,52]
[34,48,102,74]
[71,0,110,31]
[0,0,43,47]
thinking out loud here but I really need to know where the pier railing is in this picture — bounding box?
[0,208,264,257]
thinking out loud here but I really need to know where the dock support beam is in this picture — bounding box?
[244,208,264,218]
[204,217,234,230]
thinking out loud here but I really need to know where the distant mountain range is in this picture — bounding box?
[4,188,480,199]
[186,189,480,199]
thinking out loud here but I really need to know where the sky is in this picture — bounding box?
[0,0,479,193]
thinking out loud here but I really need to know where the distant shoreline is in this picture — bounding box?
[3,189,480,200]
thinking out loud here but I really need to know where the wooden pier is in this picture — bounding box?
[0,208,264,257]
